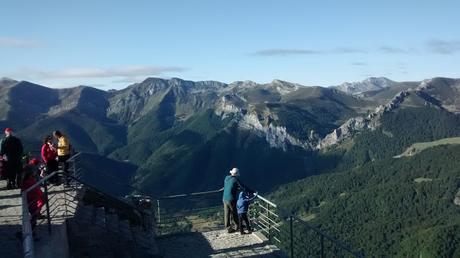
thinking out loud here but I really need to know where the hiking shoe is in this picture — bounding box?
[227,228,236,233]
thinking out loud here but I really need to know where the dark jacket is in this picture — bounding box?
[223,175,252,202]
[237,192,257,214]
[0,136,23,161]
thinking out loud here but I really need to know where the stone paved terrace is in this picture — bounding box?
[2,177,283,258]
[157,229,284,258]
[0,179,70,258]
[0,180,23,258]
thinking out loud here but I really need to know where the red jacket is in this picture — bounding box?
[41,143,57,163]
[21,177,45,213]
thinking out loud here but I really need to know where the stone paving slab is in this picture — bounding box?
[0,180,23,258]
[0,180,72,258]
[158,229,283,258]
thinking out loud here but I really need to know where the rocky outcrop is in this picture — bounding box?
[239,112,311,150]
[317,90,410,149]
[455,189,460,206]
[335,77,395,95]
[216,96,311,150]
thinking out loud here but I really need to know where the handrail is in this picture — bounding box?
[22,171,60,258]
[157,188,223,200]
[23,171,59,195]
[292,216,360,255]
[67,174,152,215]
[256,194,277,208]
[68,152,152,198]
[155,187,364,257]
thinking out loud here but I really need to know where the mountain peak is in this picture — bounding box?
[335,77,396,95]
[0,77,18,86]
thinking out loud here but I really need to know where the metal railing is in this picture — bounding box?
[156,188,224,235]
[155,188,365,257]
[21,171,64,258]
[250,195,365,258]
[21,153,158,258]
[65,154,158,254]
[21,151,364,257]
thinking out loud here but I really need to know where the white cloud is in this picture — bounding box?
[0,37,41,47]
[252,48,323,56]
[20,66,186,79]
[427,39,460,54]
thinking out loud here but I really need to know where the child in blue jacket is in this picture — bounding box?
[236,191,258,234]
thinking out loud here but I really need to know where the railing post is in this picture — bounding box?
[290,216,294,258]
[22,193,34,258]
[44,183,52,235]
[157,199,161,234]
[266,202,271,241]
[320,234,325,258]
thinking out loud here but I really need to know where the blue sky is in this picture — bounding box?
[1,0,459,89]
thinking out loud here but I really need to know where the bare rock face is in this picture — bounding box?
[317,90,410,149]
[335,77,395,95]
[216,96,312,151]
[455,189,460,206]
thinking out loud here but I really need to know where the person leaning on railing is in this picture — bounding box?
[222,167,255,233]
[237,191,258,235]
[20,162,45,241]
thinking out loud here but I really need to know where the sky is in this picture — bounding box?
[1,0,460,89]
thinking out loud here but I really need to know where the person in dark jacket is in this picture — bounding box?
[0,155,5,180]
[237,191,257,234]
[222,167,254,233]
[0,128,23,189]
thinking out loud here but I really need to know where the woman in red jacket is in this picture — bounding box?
[21,164,45,239]
[41,135,58,183]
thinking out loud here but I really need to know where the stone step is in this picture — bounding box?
[105,212,119,232]
[93,207,106,227]
[74,204,94,223]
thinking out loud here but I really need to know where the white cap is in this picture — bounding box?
[229,167,239,176]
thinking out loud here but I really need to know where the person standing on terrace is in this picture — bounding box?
[222,167,255,233]
[53,130,71,183]
[41,135,58,183]
[0,128,23,189]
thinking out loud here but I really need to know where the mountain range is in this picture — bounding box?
[1,75,460,256]
[1,76,459,194]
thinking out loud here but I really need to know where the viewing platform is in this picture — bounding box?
[0,153,364,258]
[157,229,281,257]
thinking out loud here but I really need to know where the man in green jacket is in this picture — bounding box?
[223,167,254,233]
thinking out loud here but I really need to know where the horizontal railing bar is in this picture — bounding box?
[158,188,224,200]
[24,171,60,195]
[255,204,279,217]
[292,217,360,255]
[273,236,282,243]
[255,218,271,230]
[257,213,281,226]
[256,217,281,232]
[255,195,277,208]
